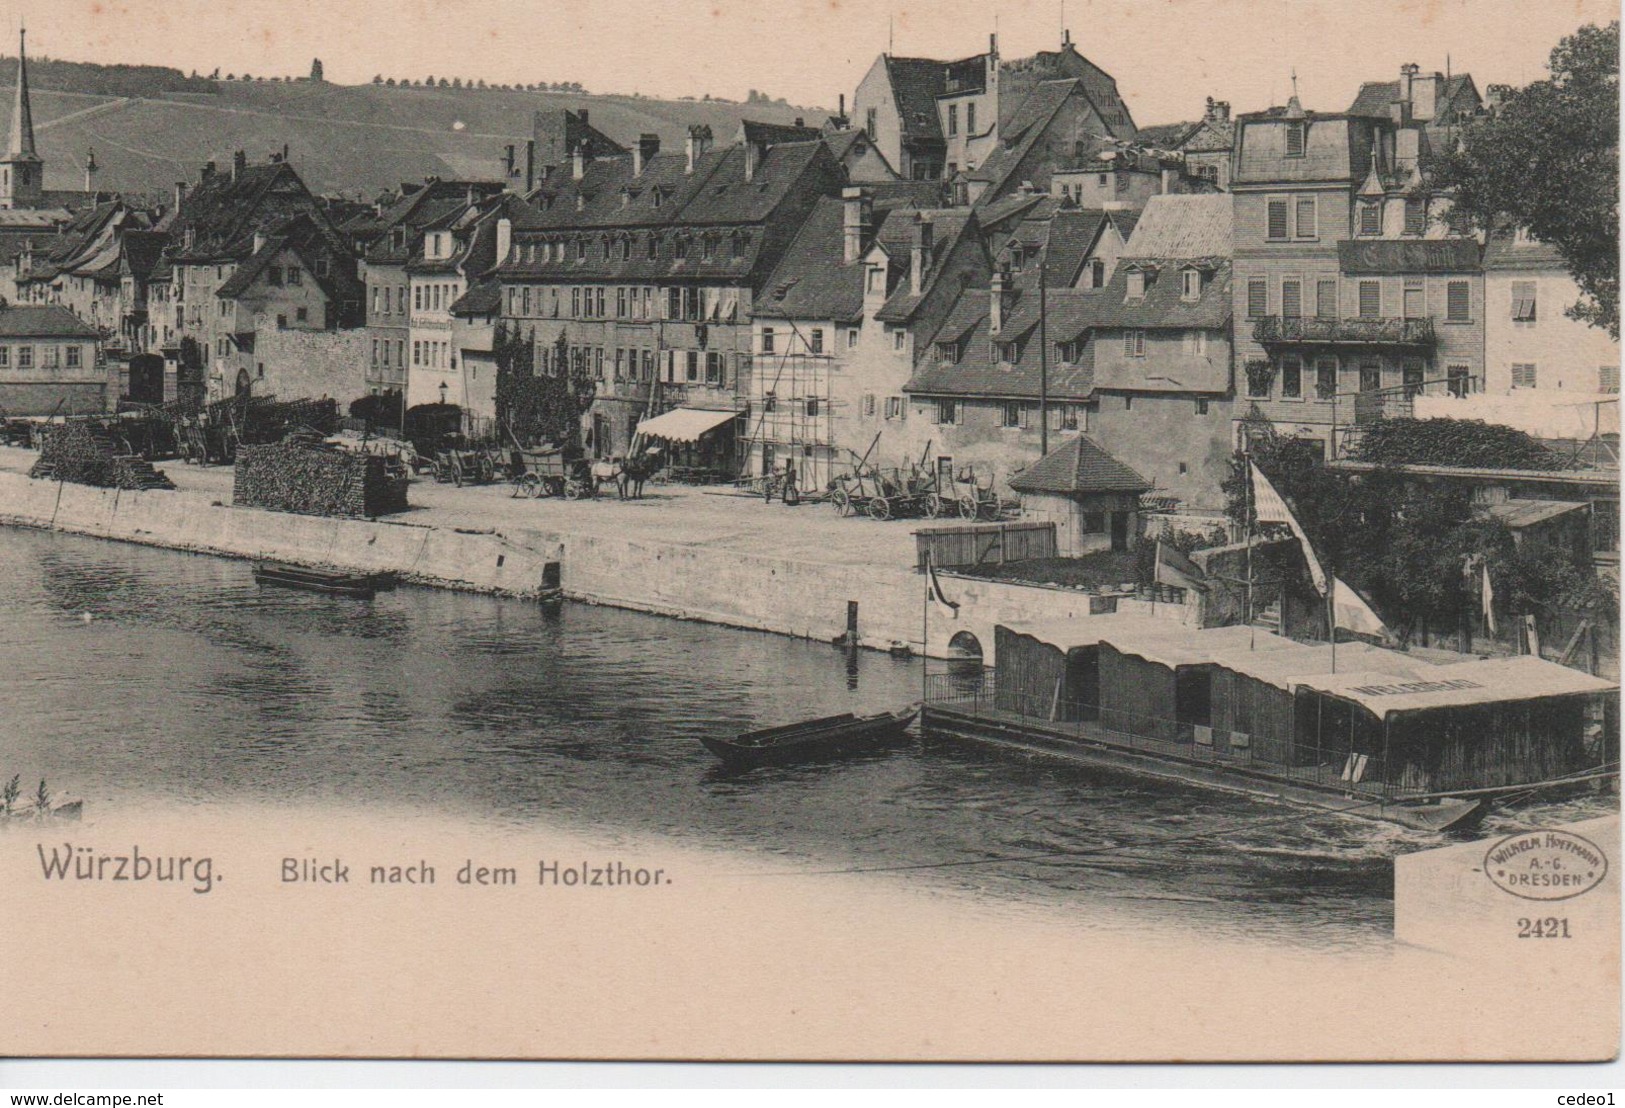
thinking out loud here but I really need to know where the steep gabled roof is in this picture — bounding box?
[1009,435,1150,494]
[969,79,1092,200]
[872,208,979,323]
[166,161,338,264]
[449,278,502,316]
[1347,74,1479,122]
[883,56,951,145]
[1120,194,1233,260]
[1134,121,1198,149]
[753,196,901,323]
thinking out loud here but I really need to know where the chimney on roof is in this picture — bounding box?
[794,117,804,128]
[744,138,764,183]
[571,143,586,180]
[504,144,516,178]
[173,181,187,212]
[1062,27,1072,48]
[253,230,267,255]
[989,32,998,59]
[496,217,512,267]
[233,150,247,179]
[524,140,536,193]
[1413,71,1442,122]
[909,213,934,297]
[685,125,713,174]
[842,185,871,265]
[578,108,588,129]
[989,265,1007,336]
[634,134,660,176]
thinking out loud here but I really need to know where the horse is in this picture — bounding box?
[615,447,664,500]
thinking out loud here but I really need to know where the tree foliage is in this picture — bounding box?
[1221,426,1607,642]
[1349,417,1565,470]
[493,324,597,448]
[1435,21,1620,337]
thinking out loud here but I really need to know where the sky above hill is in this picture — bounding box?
[10,0,1617,125]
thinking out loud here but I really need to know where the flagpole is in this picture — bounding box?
[1245,454,1255,651]
[922,551,929,707]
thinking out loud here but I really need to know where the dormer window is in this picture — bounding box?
[647,235,659,260]
[674,237,688,261]
[937,341,961,363]
[998,340,1021,363]
[1181,268,1202,301]
[866,266,885,294]
[1126,270,1146,300]
[575,238,586,261]
[1285,122,1306,157]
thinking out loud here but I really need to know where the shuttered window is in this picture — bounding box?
[1123,330,1146,357]
[1266,199,1290,241]
[1601,365,1620,393]
[1281,279,1303,319]
[1403,281,1425,320]
[1316,279,1338,319]
[1511,363,1537,389]
[1511,281,1537,322]
[1404,199,1427,236]
[1358,280,1382,319]
[1247,278,1267,319]
[1285,122,1305,157]
[1315,357,1338,400]
[1359,203,1381,236]
[1446,280,1470,322]
[1295,197,1317,239]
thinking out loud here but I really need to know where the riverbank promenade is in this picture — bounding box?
[0,444,941,651]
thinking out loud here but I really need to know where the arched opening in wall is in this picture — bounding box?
[947,631,984,662]
[127,354,164,404]
[234,368,253,398]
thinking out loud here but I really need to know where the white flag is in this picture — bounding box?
[1250,462,1328,596]
[1331,577,1386,638]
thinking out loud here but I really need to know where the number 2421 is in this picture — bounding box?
[1518,918,1572,938]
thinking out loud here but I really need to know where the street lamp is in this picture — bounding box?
[439,380,448,406]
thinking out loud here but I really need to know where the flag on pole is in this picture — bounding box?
[1482,560,1497,635]
[927,556,960,619]
[1250,462,1328,596]
[1331,577,1386,638]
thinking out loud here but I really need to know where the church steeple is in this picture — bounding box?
[8,26,35,159]
[1,25,44,209]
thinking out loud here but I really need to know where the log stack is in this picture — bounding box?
[28,421,175,490]
[233,440,409,518]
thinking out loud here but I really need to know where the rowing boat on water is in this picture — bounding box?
[252,562,391,599]
[701,706,918,769]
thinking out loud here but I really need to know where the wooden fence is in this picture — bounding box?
[914,521,1056,572]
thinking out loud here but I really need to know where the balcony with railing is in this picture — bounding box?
[1253,315,1436,350]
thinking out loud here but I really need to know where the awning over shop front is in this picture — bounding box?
[635,406,739,444]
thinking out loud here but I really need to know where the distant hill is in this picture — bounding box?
[0,57,829,200]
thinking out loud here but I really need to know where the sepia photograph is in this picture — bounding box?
[0,0,1618,1075]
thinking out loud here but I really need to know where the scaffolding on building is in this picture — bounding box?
[741,321,840,491]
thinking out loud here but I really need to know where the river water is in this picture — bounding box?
[1,526,1489,945]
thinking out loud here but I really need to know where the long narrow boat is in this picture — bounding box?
[252,562,383,599]
[702,706,918,769]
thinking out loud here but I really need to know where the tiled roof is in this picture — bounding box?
[1347,74,1477,120]
[1482,233,1567,271]
[499,141,839,286]
[969,79,1090,200]
[884,56,950,145]
[907,279,1099,401]
[753,196,898,323]
[1337,238,1481,274]
[166,161,340,264]
[0,305,100,338]
[1135,121,1197,148]
[872,208,978,323]
[741,119,822,146]
[215,234,289,298]
[1038,209,1108,286]
[1120,194,1232,260]
[1008,435,1150,494]
[1105,209,1140,241]
[1061,260,1232,336]
[450,279,502,316]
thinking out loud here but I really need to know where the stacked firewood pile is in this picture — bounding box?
[28,421,175,490]
[234,439,409,518]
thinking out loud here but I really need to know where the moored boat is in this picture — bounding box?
[702,706,918,769]
[252,562,385,599]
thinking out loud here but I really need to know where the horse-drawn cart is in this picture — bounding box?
[507,446,593,499]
